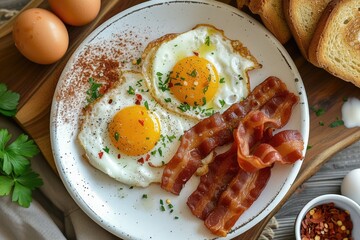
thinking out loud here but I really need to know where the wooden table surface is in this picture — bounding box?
[1,0,360,239]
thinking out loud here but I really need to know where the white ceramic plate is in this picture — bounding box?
[50,0,309,239]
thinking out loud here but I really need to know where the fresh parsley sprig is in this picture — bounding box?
[0,83,20,117]
[0,83,43,208]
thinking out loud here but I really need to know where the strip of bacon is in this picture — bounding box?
[187,144,239,220]
[161,77,291,194]
[204,167,271,237]
[252,130,304,166]
[234,105,304,172]
[186,106,299,224]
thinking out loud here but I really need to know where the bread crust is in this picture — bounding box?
[283,0,332,59]
[308,0,360,87]
[238,0,292,44]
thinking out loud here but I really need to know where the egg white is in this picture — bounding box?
[142,24,260,119]
[78,71,197,187]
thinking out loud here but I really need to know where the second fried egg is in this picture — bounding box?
[142,24,261,119]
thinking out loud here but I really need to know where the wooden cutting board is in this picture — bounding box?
[1,0,359,239]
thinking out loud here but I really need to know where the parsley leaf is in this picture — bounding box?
[86,78,103,103]
[10,167,43,208]
[0,83,20,117]
[329,118,344,128]
[0,129,39,175]
[310,106,326,116]
[0,85,42,208]
[205,36,210,46]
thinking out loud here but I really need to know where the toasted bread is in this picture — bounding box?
[308,0,360,87]
[283,0,332,59]
[237,0,292,44]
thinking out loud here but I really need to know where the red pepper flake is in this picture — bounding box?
[137,157,144,164]
[135,94,142,105]
[108,99,113,104]
[145,153,150,161]
[138,119,145,126]
[168,82,173,88]
[141,111,144,115]
[99,83,112,95]
[193,51,199,56]
[300,202,353,240]
[117,154,121,159]
[98,151,104,159]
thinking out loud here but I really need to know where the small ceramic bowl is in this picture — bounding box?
[295,194,360,240]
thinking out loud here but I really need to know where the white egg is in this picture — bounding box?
[142,24,260,119]
[341,168,360,205]
[78,71,197,187]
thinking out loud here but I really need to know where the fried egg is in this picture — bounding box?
[142,24,260,119]
[78,71,197,187]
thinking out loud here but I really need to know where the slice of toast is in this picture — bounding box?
[283,0,332,59]
[237,0,292,44]
[308,0,360,87]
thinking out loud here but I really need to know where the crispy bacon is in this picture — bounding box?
[161,76,292,194]
[187,109,303,236]
[254,130,304,165]
[234,110,304,172]
[204,167,271,237]
[187,145,239,220]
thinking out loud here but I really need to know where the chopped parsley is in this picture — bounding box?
[310,106,326,116]
[142,194,148,199]
[188,69,197,77]
[103,146,110,153]
[144,101,149,110]
[157,72,170,92]
[219,99,226,108]
[127,86,135,95]
[114,132,120,141]
[136,79,143,87]
[205,36,210,46]
[86,78,103,103]
[203,85,209,94]
[219,77,225,84]
[329,118,344,128]
[164,98,171,103]
[178,103,191,112]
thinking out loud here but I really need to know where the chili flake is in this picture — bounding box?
[300,202,353,240]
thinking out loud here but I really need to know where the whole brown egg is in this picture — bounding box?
[12,8,69,64]
[48,0,101,26]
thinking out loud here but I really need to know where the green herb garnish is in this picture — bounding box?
[310,106,326,116]
[86,78,103,103]
[127,86,135,95]
[205,36,210,46]
[144,101,149,110]
[219,99,225,108]
[0,129,42,208]
[0,83,20,117]
[329,118,344,128]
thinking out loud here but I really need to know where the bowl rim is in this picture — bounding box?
[295,194,360,240]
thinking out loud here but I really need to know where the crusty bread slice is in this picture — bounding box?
[308,0,360,87]
[283,0,332,59]
[237,0,292,44]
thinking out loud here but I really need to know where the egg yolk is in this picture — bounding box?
[108,105,160,156]
[169,56,219,106]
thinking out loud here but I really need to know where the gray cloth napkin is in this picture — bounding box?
[0,116,117,240]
